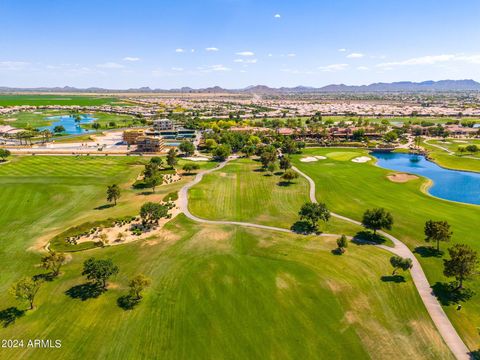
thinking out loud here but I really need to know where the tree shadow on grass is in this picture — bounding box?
[277,181,294,187]
[352,230,386,245]
[94,204,114,210]
[414,246,444,258]
[470,350,480,360]
[253,167,265,173]
[138,191,155,196]
[0,307,25,328]
[330,248,344,256]
[65,283,106,301]
[431,282,475,306]
[117,295,140,310]
[291,220,317,235]
[33,272,56,282]
[381,275,406,283]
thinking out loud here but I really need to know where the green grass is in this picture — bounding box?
[0,214,453,359]
[292,148,480,349]
[0,95,125,107]
[422,139,480,172]
[188,158,361,234]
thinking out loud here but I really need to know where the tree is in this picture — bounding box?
[282,169,299,184]
[183,163,200,174]
[149,156,163,168]
[82,258,119,289]
[279,156,291,172]
[0,148,11,161]
[41,251,66,277]
[92,122,101,130]
[267,161,277,175]
[259,146,277,168]
[145,174,163,193]
[129,274,151,300]
[212,144,231,161]
[443,244,478,290]
[242,144,256,158]
[336,235,348,254]
[167,148,178,168]
[390,256,413,275]
[53,125,66,133]
[106,184,121,205]
[362,208,393,235]
[204,138,218,150]
[179,140,195,156]
[140,202,168,224]
[383,131,398,143]
[299,202,330,229]
[10,277,42,310]
[424,220,452,252]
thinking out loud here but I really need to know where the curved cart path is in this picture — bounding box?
[292,165,471,360]
[178,158,470,360]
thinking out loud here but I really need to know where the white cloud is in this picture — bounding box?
[199,64,231,72]
[268,53,273,57]
[374,54,480,69]
[236,51,255,57]
[206,47,219,52]
[191,49,195,53]
[318,63,349,72]
[287,53,296,57]
[123,57,140,62]
[346,53,364,58]
[338,48,347,52]
[357,66,369,71]
[274,14,281,18]
[0,61,29,71]
[96,62,125,69]
[234,58,258,64]
[175,48,185,53]
[171,67,184,71]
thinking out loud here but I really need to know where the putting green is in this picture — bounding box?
[325,151,361,161]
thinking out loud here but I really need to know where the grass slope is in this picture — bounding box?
[188,158,360,234]
[292,148,480,349]
[422,139,480,172]
[0,215,452,359]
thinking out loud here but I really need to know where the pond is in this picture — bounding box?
[372,152,480,205]
[39,114,95,134]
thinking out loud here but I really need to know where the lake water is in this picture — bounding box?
[372,152,480,205]
[39,114,95,134]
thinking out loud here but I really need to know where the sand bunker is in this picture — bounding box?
[184,156,209,162]
[300,156,327,162]
[387,173,419,183]
[300,156,318,163]
[351,156,371,163]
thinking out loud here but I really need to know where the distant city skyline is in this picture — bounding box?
[1,0,480,89]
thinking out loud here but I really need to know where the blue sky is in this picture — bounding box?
[1,0,480,88]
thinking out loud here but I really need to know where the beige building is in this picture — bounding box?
[123,129,145,145]
[136,136,165,153]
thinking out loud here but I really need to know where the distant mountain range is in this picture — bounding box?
[1,80,480,95]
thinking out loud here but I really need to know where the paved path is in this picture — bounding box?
[424,139,480,162]
[178,158,471,360]
[178,160,339,236]
[292,165,471,360]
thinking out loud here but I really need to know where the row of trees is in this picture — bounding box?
[10,253,152,311]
